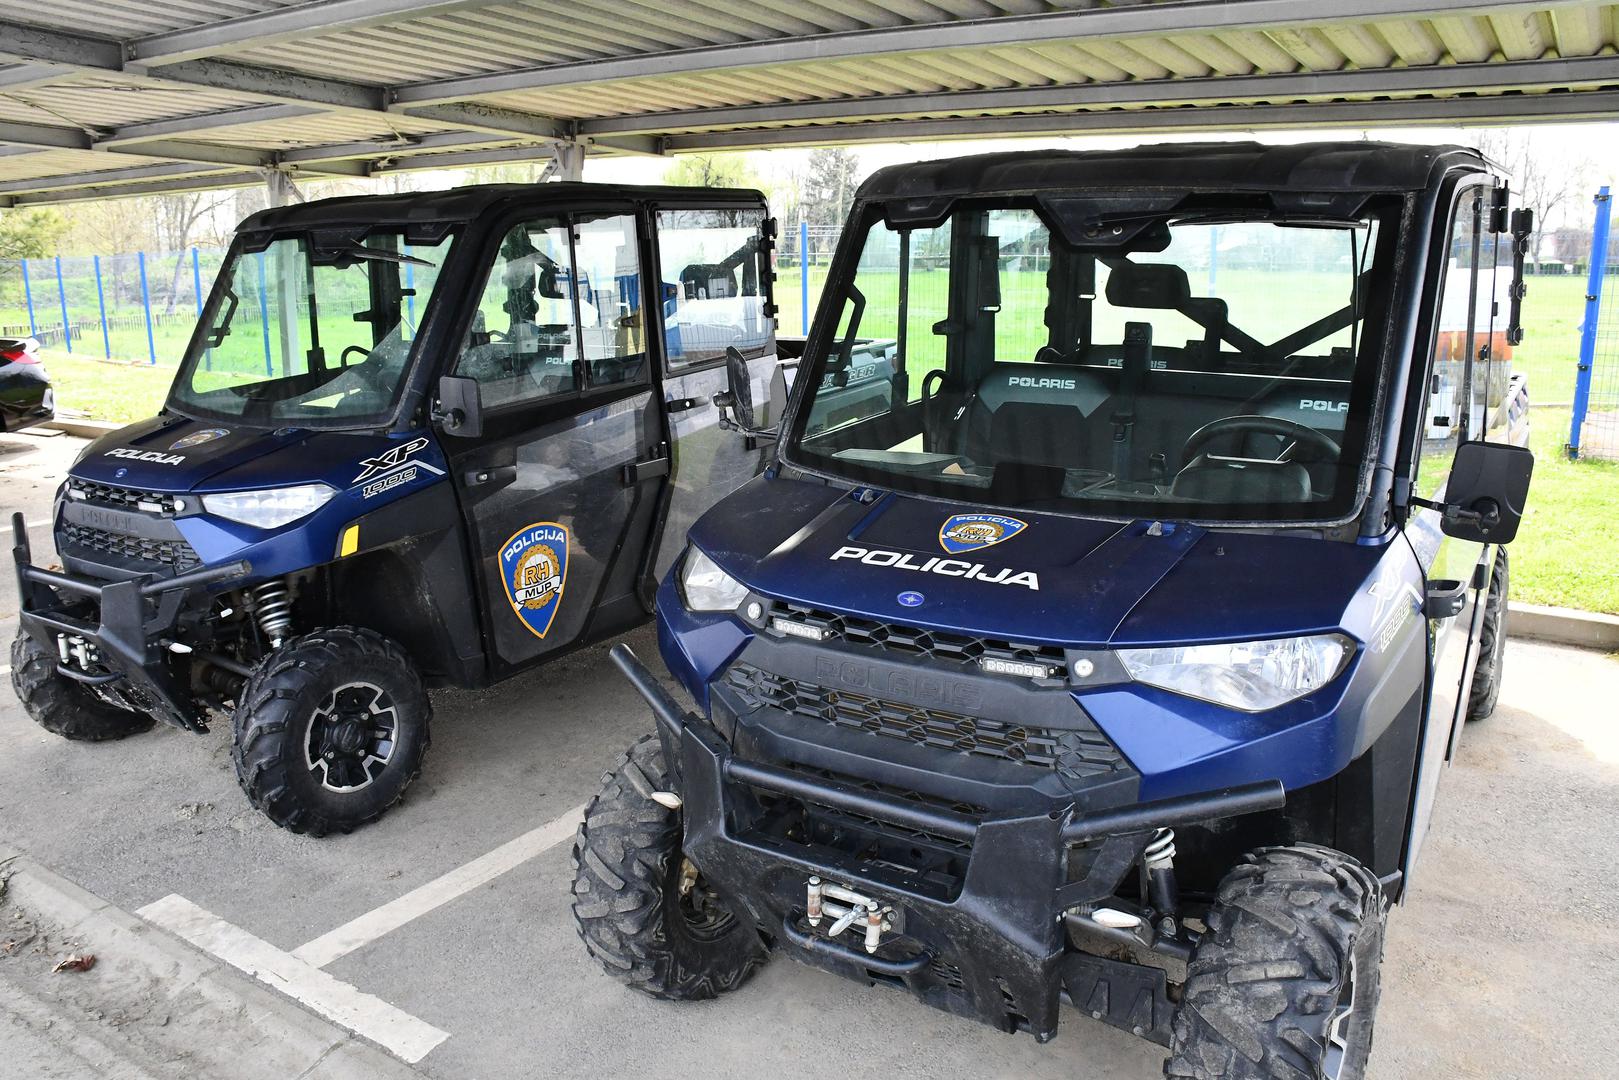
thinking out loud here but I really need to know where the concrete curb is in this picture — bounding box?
[1507,602,1619,652]
[0,850,423,1080]
[41,417,120,439]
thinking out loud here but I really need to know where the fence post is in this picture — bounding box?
[21,258,37,337]
[93,254,111,358]
[137,251,157,364]
[799,219,810,336]
[255,250,273,375]
[53,255,71,353]
[192,247,210,370]
[1570,185,1613,459]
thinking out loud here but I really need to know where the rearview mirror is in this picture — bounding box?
[1437,440,1533,544]
[435,374,483,439]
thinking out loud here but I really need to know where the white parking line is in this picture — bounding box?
[292,802,586,969]
[137,893,449,1063]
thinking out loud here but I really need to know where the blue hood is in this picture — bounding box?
[72,414,410,495]
[688,473,1385,648]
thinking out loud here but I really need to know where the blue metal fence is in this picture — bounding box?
[1,245,229,364]
[4,231,840,364]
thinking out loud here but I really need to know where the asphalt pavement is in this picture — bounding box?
[1,427,1615,1080]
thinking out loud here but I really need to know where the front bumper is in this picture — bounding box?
[612,643,1284,1044]
[12,512,249,731]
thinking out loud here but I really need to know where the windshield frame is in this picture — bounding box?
[779,194,1407,530]
[165,224,461,432]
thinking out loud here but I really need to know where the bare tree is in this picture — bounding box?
[1474,130,1593,272]
[153,191,234,314]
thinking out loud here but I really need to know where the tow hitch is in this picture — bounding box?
[806,877,896,954]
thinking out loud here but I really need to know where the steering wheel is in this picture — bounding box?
[1180,415,1341,466]
[341,344,371,365]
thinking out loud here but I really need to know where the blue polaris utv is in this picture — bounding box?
[10,182,802,835]
[574,143,1535,1080]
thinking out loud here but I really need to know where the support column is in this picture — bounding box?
[551,142,585,182]
[265,170,301,377]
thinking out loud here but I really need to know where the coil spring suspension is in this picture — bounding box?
[250,579,293,648]
[1143,828,1177,870]
[1143,828,1180,929]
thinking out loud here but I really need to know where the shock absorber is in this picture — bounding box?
[1143,828,1180,932]
[249,579,294,649]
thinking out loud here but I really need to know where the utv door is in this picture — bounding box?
[443,210,666,677]
[1402,182,1503,876]
[648,204,777,582]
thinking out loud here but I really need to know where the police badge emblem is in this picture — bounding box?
[938,513,1028,554]
[499,522,570,638]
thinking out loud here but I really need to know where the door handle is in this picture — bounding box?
[464,464,517,489]
[666,396,705,414]
[623,454,670,486]
[1424,578,1468,620]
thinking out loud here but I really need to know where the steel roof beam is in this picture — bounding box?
[97,104,326,148]
[14,169,271,205]
[662,89,1619,152]
[277,129,504,165]
[581,53,1619,137]
[391,0,1559,107]
[0,161,230,195]
[130,0,492,66]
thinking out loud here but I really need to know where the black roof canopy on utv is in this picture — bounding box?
[237,180,768,237]
[856,140,1490,202]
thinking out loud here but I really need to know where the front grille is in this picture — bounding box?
[727,664,1123,779]
[769,602,1066,670]
[67,478,184,516]
[60,522,200,571]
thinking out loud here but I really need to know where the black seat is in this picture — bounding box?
[958,365,1110,470]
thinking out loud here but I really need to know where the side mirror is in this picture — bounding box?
[434,374,484,439]
[1436,440,1534,544]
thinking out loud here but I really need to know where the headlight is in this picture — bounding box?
[680,547,748,612]
[1118,633,1354,712]
[202,483,337,529]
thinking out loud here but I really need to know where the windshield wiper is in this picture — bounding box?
[322,244,435,269]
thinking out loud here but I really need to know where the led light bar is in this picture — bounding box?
[771,617,827,642]
[978,656,1058,680]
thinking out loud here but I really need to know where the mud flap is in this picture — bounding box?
[1058,952,1174,1047]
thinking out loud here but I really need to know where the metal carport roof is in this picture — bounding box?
[0,0,1614,204]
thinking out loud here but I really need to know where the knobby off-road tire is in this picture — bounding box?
[1466,548,1509,722]
[231,627,430,836]
[10,627,154,741]
[1167,844,1385,1080]
[572,734,767,1000]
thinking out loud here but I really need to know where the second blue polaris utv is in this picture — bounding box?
[574,142,1535,1080]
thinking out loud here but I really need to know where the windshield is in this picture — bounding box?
[787,202,1392,523]
[169,229,455,428]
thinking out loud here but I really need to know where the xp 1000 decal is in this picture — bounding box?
[500,522,570,638]
[939,513,1028,555]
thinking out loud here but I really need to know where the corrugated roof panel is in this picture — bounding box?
[0,76,260,129]
[182,111,454,151]
[1430,16,1498,63]
[0,0,295,40]
[0,148,180,183]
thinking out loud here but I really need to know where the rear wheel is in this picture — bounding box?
[10,628,154,741]
[572,734,766,1000]
[231,627,430,836]
[1167,845,1384,1080]
[1466,548,1509,722]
